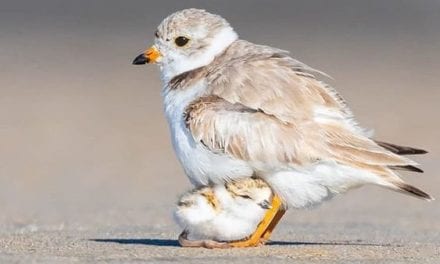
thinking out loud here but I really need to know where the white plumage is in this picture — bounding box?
[163,80,254,186]
[174,178,272,242]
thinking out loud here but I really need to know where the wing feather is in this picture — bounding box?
[183,40,418,175]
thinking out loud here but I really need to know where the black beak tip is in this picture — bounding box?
[132,54,148,65]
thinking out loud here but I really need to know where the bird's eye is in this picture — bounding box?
[154,30,159,38]
[175,36,190,47]
[239,194,252,199]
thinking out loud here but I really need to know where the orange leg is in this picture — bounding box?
[228,194,285,248]
[260,205,286,243]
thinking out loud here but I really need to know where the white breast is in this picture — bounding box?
[162,81,253,186]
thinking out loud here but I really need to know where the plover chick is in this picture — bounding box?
[174,178,272,248]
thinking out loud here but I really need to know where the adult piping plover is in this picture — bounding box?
[133,9,432,247]
[174,178,272,248]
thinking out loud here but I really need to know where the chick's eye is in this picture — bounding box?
[239,194,252,199]
[154,30,159,38]
[175,36,190,47]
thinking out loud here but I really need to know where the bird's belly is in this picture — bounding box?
[168,113,253,186]
[163,80,252,186]
[264,161,381,208]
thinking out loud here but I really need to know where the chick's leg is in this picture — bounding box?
[228,194,285,248]
[178,230,231,249]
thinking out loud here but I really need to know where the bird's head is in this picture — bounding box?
[174,187,219,228]
[132,9,238,81]
[226,178,273,210]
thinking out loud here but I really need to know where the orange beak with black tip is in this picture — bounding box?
[132,46,162,65]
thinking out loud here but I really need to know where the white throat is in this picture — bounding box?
[159,27,238,83]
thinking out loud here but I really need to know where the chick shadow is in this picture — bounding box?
[90,238,180,247]
[90,238,397,248]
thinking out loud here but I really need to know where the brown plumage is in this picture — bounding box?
[138,9,432,203]
[179,40,432,200]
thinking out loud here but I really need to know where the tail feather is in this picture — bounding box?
[389,165,424,173]
[376,141,428,155]
[392,181,433,201]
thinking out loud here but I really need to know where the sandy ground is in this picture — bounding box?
[1,1,439,263]
[1,192,440,263]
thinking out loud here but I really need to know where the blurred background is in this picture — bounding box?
[0,0,439,231]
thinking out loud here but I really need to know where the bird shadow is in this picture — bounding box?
[267,240,399,247]
[90,238,398,248]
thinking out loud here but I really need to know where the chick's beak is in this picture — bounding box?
[132,46,162,65]
[258,200,272,209]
